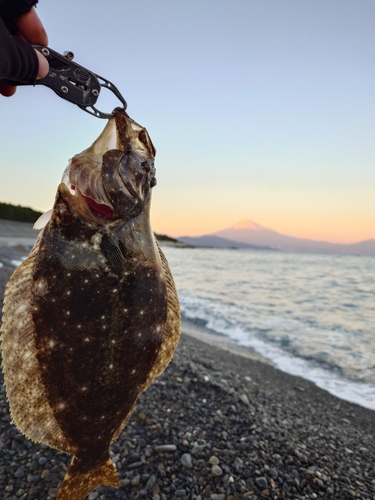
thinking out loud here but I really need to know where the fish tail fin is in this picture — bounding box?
[57,453,119,500]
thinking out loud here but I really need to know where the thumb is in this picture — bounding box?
[35,49,49,79]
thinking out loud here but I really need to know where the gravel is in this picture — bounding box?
[1,246,375,499]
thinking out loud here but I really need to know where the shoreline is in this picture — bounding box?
[181,318,274,366]
[180,318,375,413]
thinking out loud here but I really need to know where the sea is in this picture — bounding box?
[162,246,375,411]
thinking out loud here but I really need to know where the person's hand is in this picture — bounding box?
[0,6,49,97]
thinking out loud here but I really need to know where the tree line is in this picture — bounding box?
[0,202,42,223]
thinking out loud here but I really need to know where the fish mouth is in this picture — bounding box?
[61,109,156,224]
[71,186,114,219]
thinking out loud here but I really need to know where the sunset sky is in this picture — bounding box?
[0,0,374,244]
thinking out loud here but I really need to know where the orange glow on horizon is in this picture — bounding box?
[151,209,375,245]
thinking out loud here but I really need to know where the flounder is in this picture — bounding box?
[0,108,180,500]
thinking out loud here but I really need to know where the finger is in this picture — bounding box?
[16,7,48,46]
[0,51,48,95]
[0,85,17,97]
[35,49,49,79]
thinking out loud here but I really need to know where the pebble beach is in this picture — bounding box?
[0,224,374,500]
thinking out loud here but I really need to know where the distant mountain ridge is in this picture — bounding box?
[178,234,276,251]
[230,219,264,230]
[179,219,375,256]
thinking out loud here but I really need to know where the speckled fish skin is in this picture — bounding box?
[0,108,181,500]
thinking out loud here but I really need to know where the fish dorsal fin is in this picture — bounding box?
[0,233,73,454]
[34,209,53,230]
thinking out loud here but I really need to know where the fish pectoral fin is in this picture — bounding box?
[101,235,126,273]
[33,209,53,230]
[57,453,119,500]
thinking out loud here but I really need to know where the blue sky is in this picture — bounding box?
[0,0,374,242]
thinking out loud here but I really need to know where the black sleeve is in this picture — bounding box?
[0,0,39,34]
[0,0,39,84]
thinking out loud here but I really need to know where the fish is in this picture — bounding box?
[0,108,181,500]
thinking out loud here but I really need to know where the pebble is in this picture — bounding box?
[29,460,39,471]
[191,445,204,456]
[88,493,99,500]
[41,469,50,479]
[239,394,250,406]
[269,467,278,479]
[145,475,157,490]
[181,453,193,468]
[255,477,268,489]
[131,475,140,486]
[154,444,177,452]
[211,465,223,477]
[14,468,24,478]
[127,461,143,469]
[209,455,220,465]
[175,489,186,497]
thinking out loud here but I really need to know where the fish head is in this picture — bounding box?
[60,108,156,226]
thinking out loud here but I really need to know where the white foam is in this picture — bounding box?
[11,257,26,267]
[180,294,375,411]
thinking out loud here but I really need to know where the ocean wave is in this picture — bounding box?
[11,258,26,267]
[179,293,375,411]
